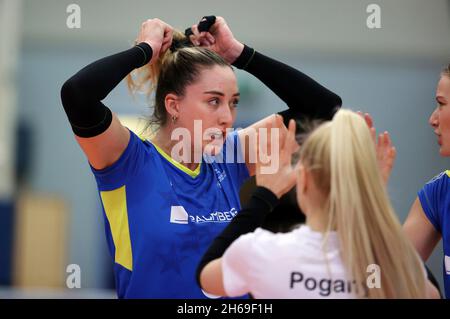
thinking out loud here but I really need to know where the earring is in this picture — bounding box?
[171,115,178,124]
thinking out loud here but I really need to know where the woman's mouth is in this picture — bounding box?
[210,131,225,141]
[436,134,442,146]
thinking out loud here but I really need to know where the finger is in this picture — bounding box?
[370,127,376,143]
[273,114,285,151]
[161,38,173,53]
[280,120,294,164]
[193,30,212,47]
[357,111,372,131]
[256,132,261,167]
[160,25,173,51]
[385,131,392,147]
[269,114,276,128]
[280,118,294,163]
[161,42,170,54]
[276,114,288,148]
[387,147,396,169]
[189,34,200,46]
[377,133,383,157]
[286,119,297,155]
[198,33,213,47]
[379,132,385,150]
[390,147,397,161]
[205,32,216,44]
[267,115,278,156]
[192,24,200,37]
[383,131,389,148]
[286,119,296,145]
[256,131,269,172]
[268,114,276,141]
[271,113,282,128]
[259,118,273,164]
[364,113,373,128]
[200,40,213,47]
[161,39,172,53]
[379,132,385,151]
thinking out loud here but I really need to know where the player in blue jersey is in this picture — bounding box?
[403,63,450,298]
[60,17,341,298]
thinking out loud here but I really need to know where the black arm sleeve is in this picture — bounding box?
[60,43,153,137]
[196,186,279,287]
[232,45,342,125]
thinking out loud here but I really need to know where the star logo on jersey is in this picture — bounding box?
[175,226,205,253]
[154,242,190,275]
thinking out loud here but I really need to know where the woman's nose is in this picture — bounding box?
[429,107,439,128]
[219,105,234,126]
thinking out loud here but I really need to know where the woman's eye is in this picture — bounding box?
[209,98,219,106]
[231,100,239,108]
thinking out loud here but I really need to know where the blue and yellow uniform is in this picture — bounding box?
[418,170,450,298]
[91,129,249,298]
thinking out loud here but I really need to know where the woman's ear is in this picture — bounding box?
[164,93,180,118]
[298,164,307,195]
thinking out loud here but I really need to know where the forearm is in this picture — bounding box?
[232,45,342,121]
[60,43,152,137]
[196,186,279,286]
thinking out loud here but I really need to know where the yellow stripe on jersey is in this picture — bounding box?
[138,134,201,178]
[446,170,450,178]
[100,186,133,271]
[151,142,201,178]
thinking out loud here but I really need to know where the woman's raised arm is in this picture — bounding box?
[60,19,172,170]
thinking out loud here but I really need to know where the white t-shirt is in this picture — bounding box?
[222,225,359,299]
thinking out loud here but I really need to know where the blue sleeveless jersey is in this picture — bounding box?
[418,170,450,299]
[90,129,250,298]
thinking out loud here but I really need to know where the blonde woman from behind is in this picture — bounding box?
[199,110,437,298]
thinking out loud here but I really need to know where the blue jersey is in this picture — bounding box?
[90,129,250,298]
[418,170,450,298]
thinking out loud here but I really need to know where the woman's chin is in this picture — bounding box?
[439,146,450,157]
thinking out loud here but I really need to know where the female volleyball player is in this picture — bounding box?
[403,64,450,298]
[198,109,437,298]
[59,17,341,298]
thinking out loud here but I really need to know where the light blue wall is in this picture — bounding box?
[18,45,113,288]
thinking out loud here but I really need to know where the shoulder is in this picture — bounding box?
[418,170,450,232]
[90,130,159,190]
[419,170,450,199]
[227,228,275,255]
[232,227,302,255]
[425,170,450,184]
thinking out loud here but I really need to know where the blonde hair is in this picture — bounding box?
[126,30,230,128]
[299,109,426,298]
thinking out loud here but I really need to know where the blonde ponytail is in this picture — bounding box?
[126,30,186,100]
